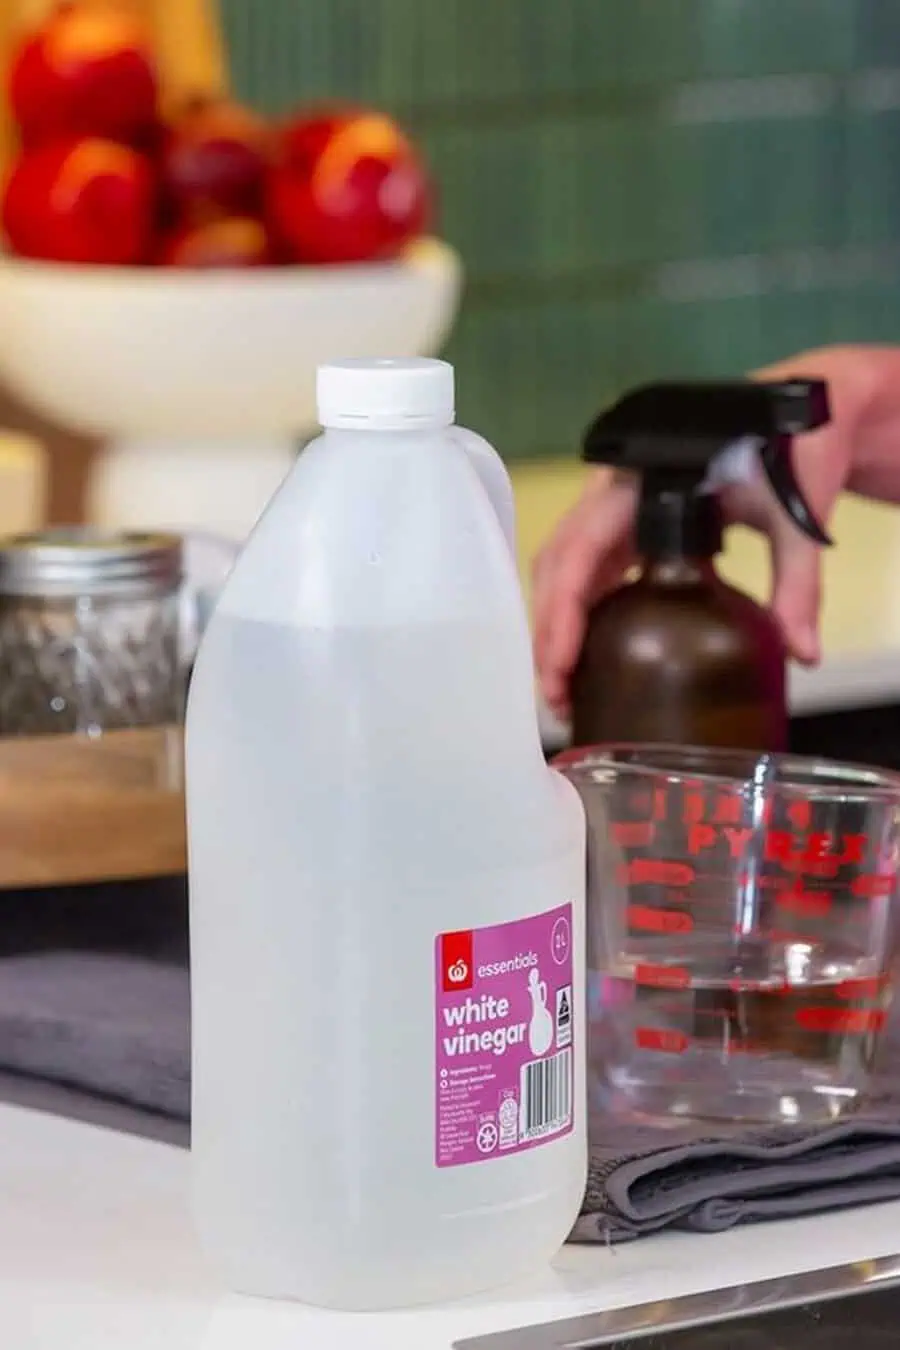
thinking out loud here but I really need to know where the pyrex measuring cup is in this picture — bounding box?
[558,744,900,1125]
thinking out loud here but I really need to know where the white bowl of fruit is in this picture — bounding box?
[0,2,462,537]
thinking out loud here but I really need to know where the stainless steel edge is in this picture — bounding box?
[453,1252,900,1350]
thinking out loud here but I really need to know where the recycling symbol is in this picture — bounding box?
[476,1121,499,1154]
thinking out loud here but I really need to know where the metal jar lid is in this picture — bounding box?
[0,528,184,599]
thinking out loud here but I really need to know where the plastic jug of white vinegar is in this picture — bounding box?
[185,358,586,1311]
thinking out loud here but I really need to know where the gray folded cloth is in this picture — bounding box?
[577,1014,900,1241]
[576,1116,900,1243]
[4,947,900,1243]
[0,951,190,1120]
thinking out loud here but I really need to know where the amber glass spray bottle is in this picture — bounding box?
[570,379,832,752]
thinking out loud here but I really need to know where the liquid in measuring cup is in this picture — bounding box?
[593,938,893,1124]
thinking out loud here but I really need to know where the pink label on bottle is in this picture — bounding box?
[435,903,574,1168]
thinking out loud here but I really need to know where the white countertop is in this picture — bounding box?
[5,1101,900,1350]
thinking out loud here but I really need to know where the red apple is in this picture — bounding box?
[9,1,158,149]
[155,216,273,268]
[2,138,156,265]
[266,106,432,264]
[160,96,272,223]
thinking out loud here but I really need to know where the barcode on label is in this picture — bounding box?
[519,1048,572,1141]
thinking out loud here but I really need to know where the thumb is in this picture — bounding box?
[768,520,823,666]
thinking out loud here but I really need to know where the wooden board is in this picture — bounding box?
[0,725,187,889]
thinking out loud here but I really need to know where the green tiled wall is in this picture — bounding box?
[220,0,900,460]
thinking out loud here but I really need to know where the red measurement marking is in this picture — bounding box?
[683,792,706,824]
[851,874,896,899]
[764,831,867,870]
[627,859,695,887]
[786,799,813,831]
[794,1007,886,1035]
[712,793,744,826]
[835,977,887,1001]
[611,821,656,849]
[756,928,811,946]
[774,887,833,918]
[627,905,694,935]
[634,1027,689,1054]
[687,873,742,887]
[686,824,717,856]
[635,963,691,990]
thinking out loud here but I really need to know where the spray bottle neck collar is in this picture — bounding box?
[636,483,723,561]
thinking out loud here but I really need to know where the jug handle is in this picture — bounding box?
[178,529,241,655]
[452,427,518,560]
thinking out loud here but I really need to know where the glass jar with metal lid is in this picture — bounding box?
[0,528,185,737]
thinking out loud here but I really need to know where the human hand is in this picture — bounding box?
[533,346,900,718]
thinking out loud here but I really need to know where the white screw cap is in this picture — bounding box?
[316,358,455,431]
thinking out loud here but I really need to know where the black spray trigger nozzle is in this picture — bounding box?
[581,377,833,549]
[758,376,832,546]
[706,379,833,547]
[759,435,832,546]
[770,377,831,436]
